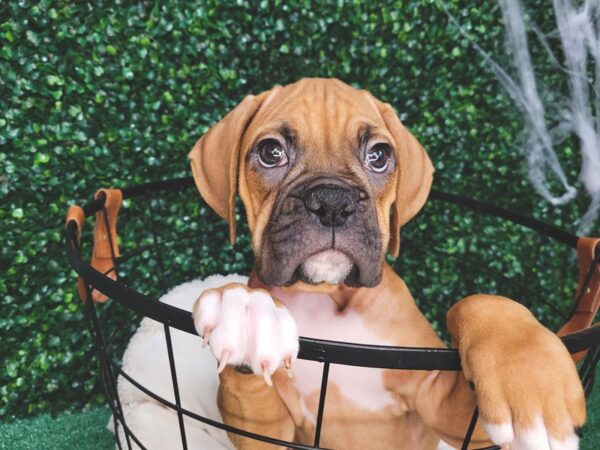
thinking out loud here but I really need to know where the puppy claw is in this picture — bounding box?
[263,371,273,386]
[284,356,294,378]
[217,350,230,374]
[202,326,212,348]
[261,362,273,386]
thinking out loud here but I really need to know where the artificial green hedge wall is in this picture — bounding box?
[1,0,596,419]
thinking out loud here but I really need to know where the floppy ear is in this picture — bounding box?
[188,90,275,245]
[378,102,434,257]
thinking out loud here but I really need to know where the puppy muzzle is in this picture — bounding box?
[256,177,384,287]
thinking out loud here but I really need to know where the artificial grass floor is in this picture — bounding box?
[0,406,113,450]
[1,374,599,450]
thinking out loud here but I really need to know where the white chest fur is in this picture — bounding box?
[272,288,396,413]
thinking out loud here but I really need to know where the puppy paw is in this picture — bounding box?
[449,296,586,450]
[192,283,299,385]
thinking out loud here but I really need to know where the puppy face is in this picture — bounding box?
[189,78,433,288]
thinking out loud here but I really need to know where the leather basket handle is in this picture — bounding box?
[66,204,85,243]
[558,237,600,361]
[65,189,123,303]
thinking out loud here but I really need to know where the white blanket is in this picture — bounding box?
[111,275,245,450]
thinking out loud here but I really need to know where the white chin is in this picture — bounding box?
[301,250,354,284]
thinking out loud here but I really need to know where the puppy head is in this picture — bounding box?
[189,78,433,288]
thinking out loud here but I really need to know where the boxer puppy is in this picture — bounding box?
[189,78,585,450]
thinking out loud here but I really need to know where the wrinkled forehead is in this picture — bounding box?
[243,79,392,153]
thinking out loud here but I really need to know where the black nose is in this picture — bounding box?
[303,184,359,227]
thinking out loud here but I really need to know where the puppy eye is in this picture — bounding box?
[257,139,288,168]
[364,143,391,173]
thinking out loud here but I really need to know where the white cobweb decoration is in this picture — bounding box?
[444,0,600,233]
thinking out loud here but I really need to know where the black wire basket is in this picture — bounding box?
[65,176,600,450]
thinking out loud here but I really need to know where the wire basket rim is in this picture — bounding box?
[65,176,600,369]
